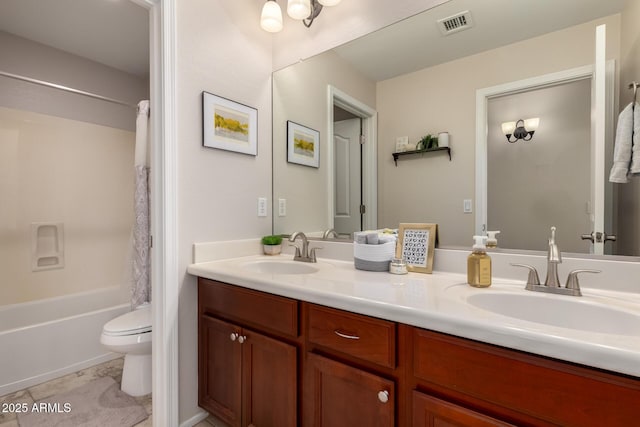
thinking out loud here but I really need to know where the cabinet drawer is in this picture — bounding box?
[413,328,640,426]
[307,304,395,368]
[198,278,298,337]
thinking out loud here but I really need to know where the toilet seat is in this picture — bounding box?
[102,305,152,336]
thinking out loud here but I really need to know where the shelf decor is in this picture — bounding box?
[396,223,437,273]
[392,147,451,166]
[202,91,258,156]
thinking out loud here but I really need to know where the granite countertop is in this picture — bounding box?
[188,254,640,377]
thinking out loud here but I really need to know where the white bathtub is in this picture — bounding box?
[0,288,130,396]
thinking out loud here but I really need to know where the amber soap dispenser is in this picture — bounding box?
[467,235,491,288]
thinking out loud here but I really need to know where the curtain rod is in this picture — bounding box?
[0,70,137,108]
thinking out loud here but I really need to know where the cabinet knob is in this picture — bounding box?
[377,390,389,403]
[238,335,247,344]
[230,333,239,341]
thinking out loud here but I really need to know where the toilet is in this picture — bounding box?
[100,303,152,396]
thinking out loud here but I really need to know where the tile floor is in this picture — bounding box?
[0,358,224,427]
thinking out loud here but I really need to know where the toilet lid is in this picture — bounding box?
[103,305,152,336]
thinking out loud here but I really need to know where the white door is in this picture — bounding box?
[333,118,361,234]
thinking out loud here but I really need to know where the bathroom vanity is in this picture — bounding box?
[191,251,640,427]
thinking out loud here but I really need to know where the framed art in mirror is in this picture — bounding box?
[287,120,320,168]
[397,223,437,273]
[202,91,258,156]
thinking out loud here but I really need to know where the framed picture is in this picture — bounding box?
[287,121,320,168]
[202,91,258,156]
[396,223,437,273]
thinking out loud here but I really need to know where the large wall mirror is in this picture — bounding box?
[273,0,640,258]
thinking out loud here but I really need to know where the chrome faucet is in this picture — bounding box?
[322,228,339,240]
[288,231,320,263]
[511,226,600,297]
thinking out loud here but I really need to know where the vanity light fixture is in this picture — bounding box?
[260,0,342,33]
[501,118,540,143]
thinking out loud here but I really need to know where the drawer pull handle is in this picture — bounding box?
[238,335,247,344]
[334,330,360,340]
[230,333,239,341]
[378,390,389,403]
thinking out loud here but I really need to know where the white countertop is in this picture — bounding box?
[188,253,640,378]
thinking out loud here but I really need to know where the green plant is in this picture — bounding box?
[261,235,283,245]
[417,134,438,150]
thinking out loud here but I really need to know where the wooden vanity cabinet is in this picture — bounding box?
[198,279,299,427]
[411,328,640,427]
[303,303,402,427]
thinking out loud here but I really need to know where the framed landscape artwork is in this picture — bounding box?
[287,120,319,168]
[202,91,258,156]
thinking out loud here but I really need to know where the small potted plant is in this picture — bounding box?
[261,235,283,255]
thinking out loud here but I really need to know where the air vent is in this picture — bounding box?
[437,10,474,35]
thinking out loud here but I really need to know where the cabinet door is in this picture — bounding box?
[242,329,297,427]
[304,353,394,427]
[412,391,515,427]
[199,316,242,427]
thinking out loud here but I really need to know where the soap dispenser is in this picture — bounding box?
[467,235,491,288]
[486,230,501,248]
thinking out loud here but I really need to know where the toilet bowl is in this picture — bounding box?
[100,304,152,396]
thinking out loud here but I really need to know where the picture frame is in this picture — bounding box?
[202,91,258,156]
[396,223,437,273]
[287,120,320,168]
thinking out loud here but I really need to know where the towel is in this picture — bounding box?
[632,104,640,174]
[609,102,637,183]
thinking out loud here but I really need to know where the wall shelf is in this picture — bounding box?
[392,147,451,166]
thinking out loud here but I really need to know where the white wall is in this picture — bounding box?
[376,15,620,248]
[176,0,273,421]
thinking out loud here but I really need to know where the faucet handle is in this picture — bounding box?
[510,263,541,290]
[565,269,601,292]
[288,244,301,258]
[309,247,322,262]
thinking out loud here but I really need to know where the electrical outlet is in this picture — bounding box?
[278,198,287,217]
[463,199,473,213]
[258,197,268,217]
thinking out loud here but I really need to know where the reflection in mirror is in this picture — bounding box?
[272,0,640,258]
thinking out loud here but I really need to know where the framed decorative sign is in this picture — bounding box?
[396,223,437,273]
[287,120,320,168]
[202,91,258,156]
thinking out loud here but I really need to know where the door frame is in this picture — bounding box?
[327,85,378,231]
[474,62,615,248]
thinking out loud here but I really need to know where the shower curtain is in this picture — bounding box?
[131,100,150,308]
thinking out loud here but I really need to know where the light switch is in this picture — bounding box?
[258,197,268,217]
[463,199,473,213]
[278,198,287,217]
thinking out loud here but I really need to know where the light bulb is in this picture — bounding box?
[318,0,341,6]
[261,0,283,33]
[288,0,311,20]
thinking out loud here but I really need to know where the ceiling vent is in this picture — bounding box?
[437,10,474,36]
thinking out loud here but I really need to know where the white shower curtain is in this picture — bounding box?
[131,100,150,308]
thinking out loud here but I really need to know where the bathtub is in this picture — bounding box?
[0,287,130,396]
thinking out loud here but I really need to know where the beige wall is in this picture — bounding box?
[616,0,640,256]
[0,31,147,306]
[376,15,620,248]
[273,50,376,235]
[0,107,134,305]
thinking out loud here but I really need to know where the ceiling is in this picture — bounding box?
[333,0,627,81]
[0,0,149,77]
[0,0,627,81]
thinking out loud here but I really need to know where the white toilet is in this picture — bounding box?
[100,304,152,396]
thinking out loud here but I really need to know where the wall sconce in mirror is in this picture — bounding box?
[501,118,540,143]
[261,0,342,33]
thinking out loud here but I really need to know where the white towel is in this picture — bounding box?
[631,104,640,174]
[609,102,637,183]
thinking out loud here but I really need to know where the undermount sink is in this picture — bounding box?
[467,292,640,336]
[241,259,319,275]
